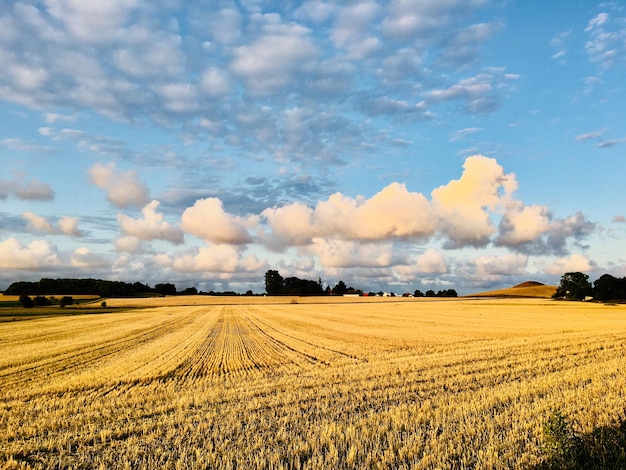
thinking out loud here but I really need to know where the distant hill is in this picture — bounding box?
[467,281,557,299]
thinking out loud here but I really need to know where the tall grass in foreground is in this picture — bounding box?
[1,298,626,468]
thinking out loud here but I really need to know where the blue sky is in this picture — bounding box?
[1,0,625,294]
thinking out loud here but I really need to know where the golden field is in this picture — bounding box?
[1,296,626,469]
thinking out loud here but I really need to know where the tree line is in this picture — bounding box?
[554,272,626,301]
[264,270,457,297]
[4,278,198,298]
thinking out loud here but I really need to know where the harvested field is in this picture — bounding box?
[1,298,626,469]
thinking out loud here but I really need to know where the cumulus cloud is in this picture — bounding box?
[171,245,264,274]
[416,248,448,274]
[114,236,143,254]
[231,23,320,95]
[260,155,593,256]
[58,216,83,237]
[181,198,258,245]
[117,200,184,244]
[473,253,529,277]
[497,205,552,246]
[431,155,508,248]
[70,247,109,268]
[330,1,382,59]
[307,239,395,268]
[45,0,142,43]
[0,177,54,201]
[88,162,150,208]
[22,212,83,237]
[381,0,487,40]
[543,254,596,275]
[0,238,60,270]
[22,212,55,234]
[263,182,436,249]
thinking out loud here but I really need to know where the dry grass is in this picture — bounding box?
[467,284,558,299]
[1,298,625,469]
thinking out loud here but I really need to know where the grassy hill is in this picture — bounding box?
[467,281,557,299]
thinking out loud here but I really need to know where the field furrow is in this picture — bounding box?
[2,297,626,469]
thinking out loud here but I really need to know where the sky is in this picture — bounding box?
[1,0,625,295]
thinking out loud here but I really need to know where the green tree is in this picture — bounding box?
[19,294,34,308]
[553,272,593,300]
[265,270,284,295]
[333,280,347,295]
[33,295,52,306]
[154,283,177,296]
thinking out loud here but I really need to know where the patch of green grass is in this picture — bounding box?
[536,409,626,469]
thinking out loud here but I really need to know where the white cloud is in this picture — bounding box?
[307,239,395,268]
[473,253,529,277]
[0,238,60,270]
[263,182,436,249]
[44,0,142,43]
[450,127,483,142]
[199,67,231,96]
[261,202,316,248]
[181,198,258,245]
[58,216,83,237]
[22,213,83,237]
[576,129,605,141]
[416,248,448,274]
[22,212,55,234]
[171,245,264,275]
[544,254,596,275]
[330,1,382,59]
[117,200,184,244]
[231,25,320,95]
[88,162,150,208]
[497,205,551,245]
[114,236,143,254]
[381,0,488,40]
[0,176,54,201]
[425,68,518,114]
[261,155,594,257]
[70,247,108,268]
[294,1,336,23]
[431,155,508,248]
[584,11,625,68]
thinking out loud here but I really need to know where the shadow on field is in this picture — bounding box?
[533,410,626,470]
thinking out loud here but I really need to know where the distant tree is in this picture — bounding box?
[265,270,284,295]
[333,280,348,295]
[181,287,198,295]
[283,277,324,296]
[19,294,34,308]
[101,301,107,308]
[593,274,626,301]
[33,295,52,306]
[245,290,254,296]
[154,283,177,296]
[59,296,73,308]
[414,289,424,297]
[425,290,436,297]
[553,272,593,300]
